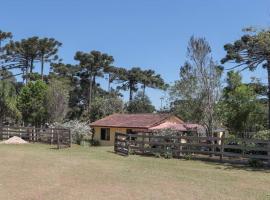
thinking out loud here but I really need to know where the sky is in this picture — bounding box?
[1,0,270,109]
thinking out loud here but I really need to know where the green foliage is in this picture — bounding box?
[0,80,21,123]
[219,71,267,133]
[115,67,166,101]
[38,38,62,79]
[125,91,155,113]
[17,80,48,126]
[46,78,69,123]
[221,29,270,128]
[74,50,114,111]
[252,130,270,140]
[89,94,124,122]
[182,153,194,160]
[248,159,264,168]
[154,152,161,158]
[163,150,173,159]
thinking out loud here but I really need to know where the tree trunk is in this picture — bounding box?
[142,83,146,100]
[92,75,96,100]
[30,59,34,74]
[267,64,270,129]
[88,74,93,112]
[108,73,111,92]
[129,81,133,101]
[129,88,133,101]
[41,55,44,81]
[25,65,29,84]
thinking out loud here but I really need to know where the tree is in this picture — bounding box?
[17,80,48,126]
[4,37,40,83]
[116,67,143,101]
[219,71,267,133]
[0,30,12,50]
[125,91,155,113]
[0,79,21,124]
[46,78,69,123]
[74,51,114,111]
[170,36,223,136]
[0,30,13,78]
[140,69,166,99]
[89,94,124,121]
[221,29,270,128]
[38,38,62,80]
[50,63,81,119]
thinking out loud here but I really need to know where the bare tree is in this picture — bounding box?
[46,79,69,123]
[171,36,223,136]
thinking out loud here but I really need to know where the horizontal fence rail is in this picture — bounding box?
[0,126,71,149]
[114,132,270,166]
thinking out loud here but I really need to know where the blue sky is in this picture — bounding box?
[1,0,270,108]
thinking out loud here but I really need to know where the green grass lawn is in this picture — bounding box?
[0,144,269,200]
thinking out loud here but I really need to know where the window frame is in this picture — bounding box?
[100,128,110,141]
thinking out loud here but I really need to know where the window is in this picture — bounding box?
[126,129,133,134]
[100,128,110,141]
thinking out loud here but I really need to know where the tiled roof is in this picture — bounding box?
[90,113,181,128]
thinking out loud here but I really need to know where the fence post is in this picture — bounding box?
[27,128,31,142]
[219,133,225,161]
[50,129,54,145]
[69,129,72,147]
[141,133,145,154]
[33,128,36,143]
[0,126,2,140]
[57,130,60,149]
[126,134,130,156]
[179,134,183,158]
[268,141,270,167]
[114,133,118,152]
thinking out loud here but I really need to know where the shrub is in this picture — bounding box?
[248,159,264,168]
[183,153,193,160]
[128,149,135,155]
[154,152,161,158]
[252,130,270,140]
[53,120,92,144]
[91,140,100,146]
[163,151,173,159]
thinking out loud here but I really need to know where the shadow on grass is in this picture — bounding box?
[111,150,270,172]
[203,161,270,172]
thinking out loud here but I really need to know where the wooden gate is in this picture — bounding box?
[114,132,129,155]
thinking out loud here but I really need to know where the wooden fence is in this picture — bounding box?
[114,132,270,166]
[0,126,71,149]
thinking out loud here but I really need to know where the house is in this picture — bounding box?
[90,113,184,146]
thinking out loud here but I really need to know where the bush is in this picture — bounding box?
[248,159,264,168]
[252,130,270,140]
[91,139,100,146]
[53,120,92,144]
[128,149,135,155]
[154,152,161,158]
[183,153,193,160]
[163,151,173,159]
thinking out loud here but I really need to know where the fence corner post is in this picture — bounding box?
[220,132,225,161]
